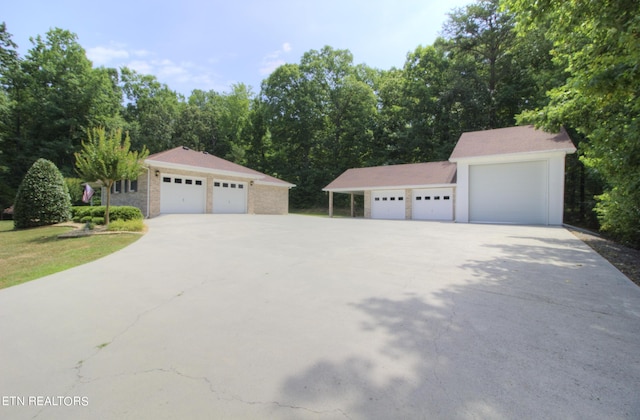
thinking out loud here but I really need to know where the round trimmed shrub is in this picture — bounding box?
[14,159,72,228]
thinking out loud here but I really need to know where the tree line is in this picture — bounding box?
[0,0,638,246]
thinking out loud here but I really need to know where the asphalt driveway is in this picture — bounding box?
[1,215,639,419]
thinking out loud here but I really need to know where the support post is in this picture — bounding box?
[329,191,334,218]
[350,193,355,217]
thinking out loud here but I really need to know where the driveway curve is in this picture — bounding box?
[1,215,639,419]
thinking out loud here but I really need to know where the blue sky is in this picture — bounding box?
[3,0,472,97]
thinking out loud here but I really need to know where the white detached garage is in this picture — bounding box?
[323,161,457,221]
[450,125,576,225]
[324,125,576,225]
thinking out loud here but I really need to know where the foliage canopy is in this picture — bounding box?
[74,127,148,224]
[13,158,71,228]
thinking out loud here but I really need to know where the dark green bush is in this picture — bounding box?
[71,206,143,224]
[110,206,143,221]
[14,159,71,228]
[91,217,105,225]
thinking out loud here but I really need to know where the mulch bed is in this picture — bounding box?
[568,227,640,288]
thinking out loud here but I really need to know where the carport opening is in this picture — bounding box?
[327,191,364,218]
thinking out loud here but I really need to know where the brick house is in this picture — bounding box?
[105,146,295,217]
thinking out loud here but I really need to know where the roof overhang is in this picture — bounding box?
[146,159,295,188]
[449,149,576,164]
[255,179,296,188]
[324,183,456,193]
[146,160,261,180]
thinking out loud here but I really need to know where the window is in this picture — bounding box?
[434,196,440,200]
[163,177,171,183]
[112,180,122,193]
[230,183,236,188]
[390,197,396,201]
[398,197,404,201]
[214,182,220,187]
[195,180,203,186]
[174,178,183,184]
[425,196,431,200]
[375,197,380,201]
[185,179,193,185]
[382,197,388,201]
[416,196,422,201]
[238,184,244,189]
[223,183,229,188]
[443,196,450,200]
[130,180,137,192]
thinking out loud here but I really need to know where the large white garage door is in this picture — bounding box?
[160,174,206,214]
[371,190,405,219]
[469,160,548,224]
[213,180,247,214]
[412,188,453,221]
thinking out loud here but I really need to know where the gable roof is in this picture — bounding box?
[449,125,576,161]
[323,161,457,192]
[146,146,294,187]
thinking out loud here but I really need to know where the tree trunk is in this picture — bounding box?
[105,180,112,225]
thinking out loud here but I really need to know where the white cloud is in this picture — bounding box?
[259,42,293,76]
[85,43,230,95]
[86,45,129,65]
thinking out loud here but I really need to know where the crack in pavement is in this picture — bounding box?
[71,279,208,386]
[165,366,354,419]
[70,365,353,419]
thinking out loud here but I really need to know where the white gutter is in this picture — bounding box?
[145,166,150,218]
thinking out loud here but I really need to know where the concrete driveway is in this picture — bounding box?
[1,215,639,419]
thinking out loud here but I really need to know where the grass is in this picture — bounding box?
[291,207,359,217]
[0,220,142,290]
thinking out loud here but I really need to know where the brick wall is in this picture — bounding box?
[110,165,291,217]
[364,190,371,218]
[102,169,150,217]
[251,184,289,214]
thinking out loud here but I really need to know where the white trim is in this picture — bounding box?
[145,166,150,218]
[324,183,456,193]
[253,179,296,188]
[146,160,295,188]
[146,160,262,180]
[449,150,573,164]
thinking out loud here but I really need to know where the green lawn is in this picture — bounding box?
[0,221,142,289]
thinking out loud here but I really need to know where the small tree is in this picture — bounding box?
[14,159,71,228]
[75,128,149,225]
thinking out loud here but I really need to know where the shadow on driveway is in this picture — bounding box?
[280,234,640,419]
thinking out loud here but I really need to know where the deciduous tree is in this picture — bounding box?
[74,128,148,225]
[505,0,640,246]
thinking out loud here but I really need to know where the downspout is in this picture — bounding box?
[145,166,150,219]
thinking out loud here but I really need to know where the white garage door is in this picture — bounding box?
[469,160,548,224]
[371,190,405,219]
[160,174,206,214]
[213,180,247,214]
[412,188,453,221]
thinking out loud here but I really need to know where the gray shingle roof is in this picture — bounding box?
[449,125,576,161]
[146,146,294,187]
[324,161,457,191]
